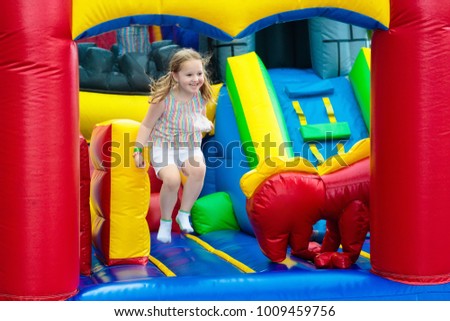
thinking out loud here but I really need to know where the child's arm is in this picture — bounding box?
[135,101,164,148]
[134,101,165,168]
[202,104,214,131]
[201,94,208,117]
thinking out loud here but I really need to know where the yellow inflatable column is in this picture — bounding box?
[90,119,150,265]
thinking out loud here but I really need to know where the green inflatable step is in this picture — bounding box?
[300,122,351,141]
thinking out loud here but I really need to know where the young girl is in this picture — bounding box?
[133,48,213,243]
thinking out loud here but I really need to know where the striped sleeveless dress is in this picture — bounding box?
[150,90,205,149]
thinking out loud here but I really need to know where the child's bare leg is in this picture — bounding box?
[178,156,206,232]
[157,165,181,242]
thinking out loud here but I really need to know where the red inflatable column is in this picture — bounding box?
[0,0,79,299]
[80,135,92,276]
[371,0,450,284]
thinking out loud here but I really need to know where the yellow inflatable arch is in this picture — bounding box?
[73,0,390,40]
[75,0,389,140]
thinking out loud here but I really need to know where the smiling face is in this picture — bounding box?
[172,59,205,98]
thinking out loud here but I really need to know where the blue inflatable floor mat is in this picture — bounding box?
[73,230,450,301]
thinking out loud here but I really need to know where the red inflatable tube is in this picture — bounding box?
[371,0,450,284]
[80,136,92,276]
[0,0,79,300]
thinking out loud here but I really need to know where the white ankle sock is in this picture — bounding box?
[157,219,172,243]
[176,211,194,233]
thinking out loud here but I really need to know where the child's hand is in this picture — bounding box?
[133,152,145,168]
[194,114,213,132]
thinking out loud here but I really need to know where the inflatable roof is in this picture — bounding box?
[73,0,390,40]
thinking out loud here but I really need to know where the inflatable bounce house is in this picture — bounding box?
[1,0,450,301]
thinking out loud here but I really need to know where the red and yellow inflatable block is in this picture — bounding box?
[90,119,150,265]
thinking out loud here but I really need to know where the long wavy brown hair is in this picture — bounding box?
[149,48,213,104]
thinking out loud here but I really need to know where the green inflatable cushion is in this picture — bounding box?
[191,192,239,234]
